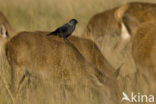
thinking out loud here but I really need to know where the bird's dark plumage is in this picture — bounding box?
[47,19,78,39]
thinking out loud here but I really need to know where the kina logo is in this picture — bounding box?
[121,92,155,103]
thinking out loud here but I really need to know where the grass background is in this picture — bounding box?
[0,0,156,104]
[0,0,155,35]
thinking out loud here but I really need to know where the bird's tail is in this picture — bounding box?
[47,31,57,36]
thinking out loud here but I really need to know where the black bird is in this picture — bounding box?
[47,19,78,39]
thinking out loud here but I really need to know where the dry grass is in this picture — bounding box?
[0,0,156,104]
[0,0,155,35]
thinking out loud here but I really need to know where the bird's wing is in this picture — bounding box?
[49,23,68,34]
[59,24,69,33]
[47,23,70,36]
[48,28,60,36]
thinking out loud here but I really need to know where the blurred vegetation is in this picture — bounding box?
[0,0,156,103]
[0,0,155,35]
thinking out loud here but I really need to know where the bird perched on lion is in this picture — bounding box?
[47,19,78,39]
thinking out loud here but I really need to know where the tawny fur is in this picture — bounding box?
[5,31,119,104]
[83,2,156,98]
[132,21,156,95]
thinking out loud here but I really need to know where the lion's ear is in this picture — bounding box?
[0,24,8,38]
[114,4,129,24]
